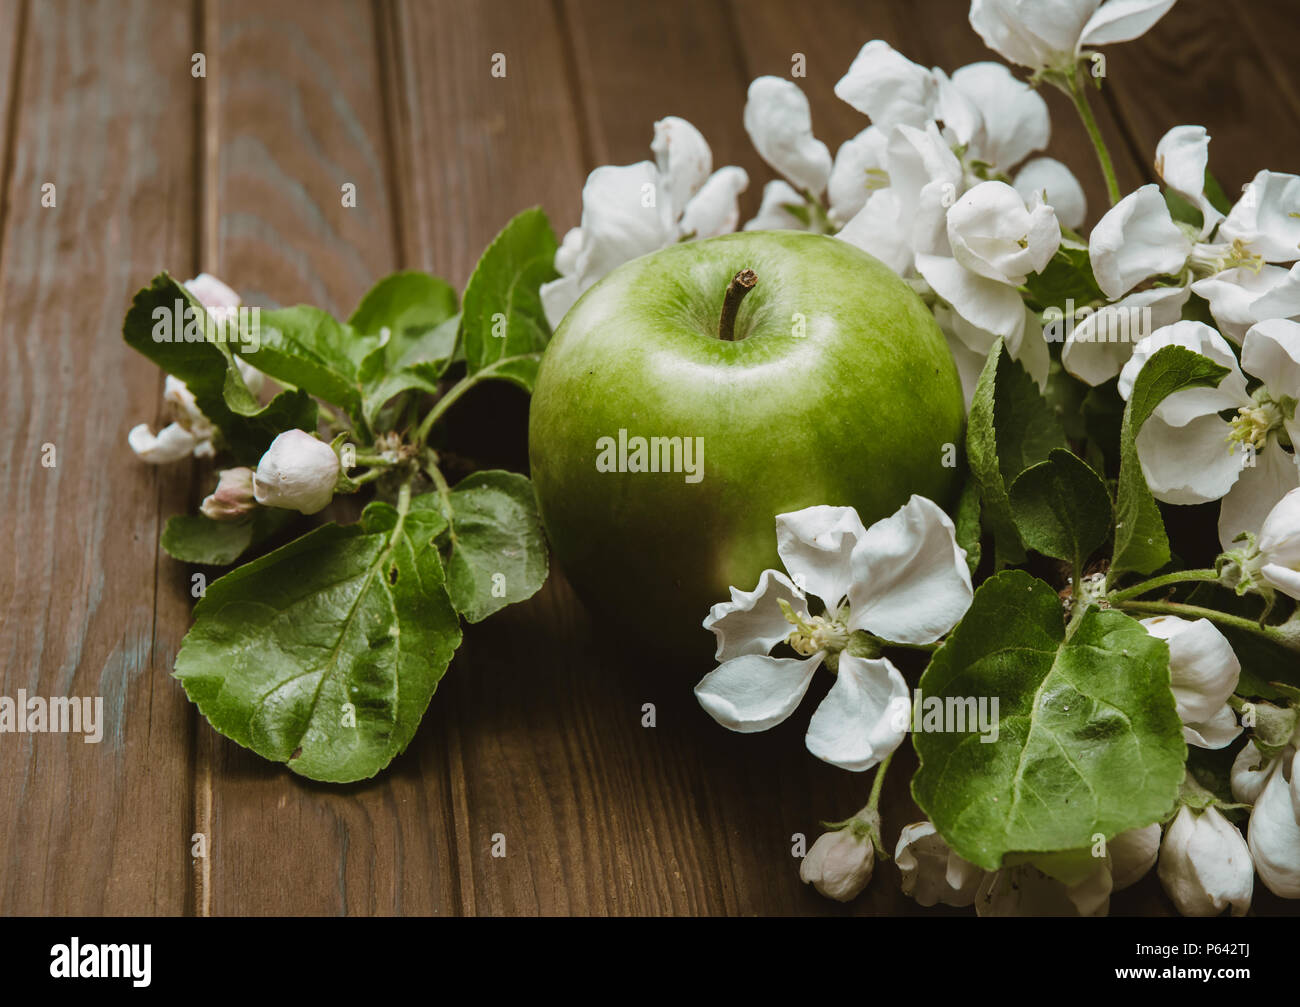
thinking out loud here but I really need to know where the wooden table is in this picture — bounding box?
[3,0,1297,916]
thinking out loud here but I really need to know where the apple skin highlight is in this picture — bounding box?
[529,231,966,656]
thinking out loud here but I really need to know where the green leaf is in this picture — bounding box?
[954,475,982,577]
[460,208,560,393]
[122,273,318,464]
[912,571,1186,870]
[1023,241,1104,313]
[160,509,292,566]
[1009,448,1112,564]
[967,340,1068,566]
[351,272,461,426]
[1111,346,1230,576]
[237,305,382,425]
[426,470,549,622]
[174,498,461,783]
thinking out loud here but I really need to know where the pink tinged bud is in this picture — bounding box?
[1158,805,1253,916]
[253,430,339,516]
[200,467,257,522]
[184,273,241,312]
[799,828,874,902]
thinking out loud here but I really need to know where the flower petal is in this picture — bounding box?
[577,161,673,280]
[1221,170,1300,263]
[1250,261,1300,320]
[1089,184,1191,300]
[804,654,910,771]
[1191,265,1292,345]
[1109,823,1161,891]
[827,126,889,225]
[1218,440,1300,550]
[1079,0,1176,50]
[1242,317,1300,396]
[833,40,937,131]
[1060,285,1189,386]
[1014,156,1087,231]
[836,189,912,276]
[915,252,1028,339]
[895,821,982,907]
[1154,125,1222,238]
[950,61,1050,171]
[127,422,199,464]
[703,568,808,662]
[1231,740,1274,804]
[1248,761,1300,899]
[651,116,712,226]
[774,505,869,608]
[1139,615,1240,724]
[847,495,974,644]
[743,179,809,232]
[743,76,831,196]
[1182,704,1243,750]
[694,653,822,734]
[678,166,749,240]
[1135,411,1241,504]
[1259,486,1300,567]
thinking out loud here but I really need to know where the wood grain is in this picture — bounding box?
[0,0,198,914]
[195,0,464,916]
[1105,0,1300,195]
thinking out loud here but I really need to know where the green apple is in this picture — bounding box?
[528,231,965,655]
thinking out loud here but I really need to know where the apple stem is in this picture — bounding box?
[718,268,758,341]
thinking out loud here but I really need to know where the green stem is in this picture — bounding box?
[1108,569,1221,604]
[426,452,458,547]
[349,468,386,487]
[866,752,893,814]
[414,372,483,446]
[1116,599,1287,646]
[1066,69,1121,205]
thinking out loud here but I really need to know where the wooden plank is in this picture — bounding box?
[0,0,198,915]
[1108,0,1300,191]
[196,0,461,916]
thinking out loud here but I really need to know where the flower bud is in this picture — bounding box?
[895,821,981,907]
[1109,823,1161,892]
[253,430,339,515]
[1158,805,1253,916]
[1140,616,1241,749]
[1247,755,1300,899]
[1259,487,1300,601]
[200,467,257,522]
[799,827,874,902]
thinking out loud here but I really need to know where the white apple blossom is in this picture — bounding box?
[1139,616,1241,749]
[1117,319,1300,550]
[894,822,982,907]
[944,61,1051,173]
[1158,805,1253,916]
[200,466,257,522]
[694,497,973,771]
[1109,823,1163,891]
[968,0,1176,74]
[915,181,1060,341]
[743,76,832,198]
[1231,739,1275,806]
[938,303,1049,407]
[800,826,875,902]
[252,429,339,516]
[540,118,749,328]
[1220,170,1300,263]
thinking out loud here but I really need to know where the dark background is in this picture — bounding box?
[2,0,1297,915]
